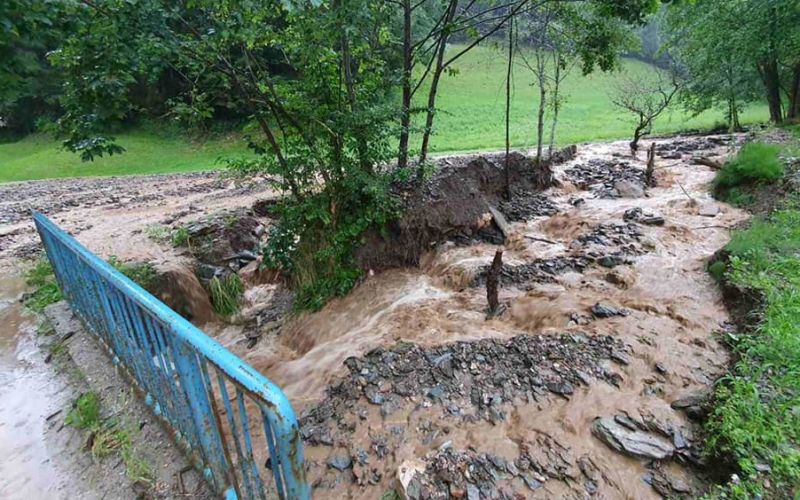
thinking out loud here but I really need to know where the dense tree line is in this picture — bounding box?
[667,0,800,128]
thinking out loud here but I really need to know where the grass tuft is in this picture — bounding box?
[23,257,63,312]
[107,256,157,291]
[714,143,783,196]
[209,274,244,317]
[171,226,190,247]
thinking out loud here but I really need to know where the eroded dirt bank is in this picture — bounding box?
[228,134,747,498]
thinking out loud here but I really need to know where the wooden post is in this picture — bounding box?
[486,248,503,316]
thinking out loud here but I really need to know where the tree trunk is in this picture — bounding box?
[536,70,546,166]
[758,58,783,123]
[788,62,800,121]
[398,0,412,171]
[504,14,513,201]
[645,142,655,187]
[548,58,561,156]
[419,1,456,164]
[341,33,371,173]
[486,249,503,316]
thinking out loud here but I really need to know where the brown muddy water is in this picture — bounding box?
[0,274,78,498]
[213,136,747,498]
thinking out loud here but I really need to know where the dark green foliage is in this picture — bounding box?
[23,258,63,312]
[264,170,400,311]
[209,274,244,318]
[707,209,800,497]
[714,143,783,196]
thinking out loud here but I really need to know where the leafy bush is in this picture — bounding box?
[209,274,244,317]
[714,143,783,192]
[263,169,399,311]
[23,258,63,312]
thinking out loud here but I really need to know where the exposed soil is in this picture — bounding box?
[355,148,575,271]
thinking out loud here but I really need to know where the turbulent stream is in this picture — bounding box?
[0,134,746,499]
[221,136,747,498]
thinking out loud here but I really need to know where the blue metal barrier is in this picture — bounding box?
[33,212,309,500]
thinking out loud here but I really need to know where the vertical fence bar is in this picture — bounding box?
[32,213,309,500]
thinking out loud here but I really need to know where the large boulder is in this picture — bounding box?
[150,265,216,326]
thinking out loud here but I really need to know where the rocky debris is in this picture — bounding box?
[472,256,591,289]
[614,179,646,198]
[301,334,629,447]
[643,467,695,498]
[181,209,267,274]
[591,302,629,318]
[624,207,665,226]
[563,159,649,198]
[497,190,559,222]
[670,390,711,422]
[698,204,721,217]
[591,417,674,460]
[396,434,584,499]
[574,223,646,256]
[655,135,734,159]
[0,173,215,225]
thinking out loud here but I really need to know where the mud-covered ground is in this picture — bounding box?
[0,133,746,499]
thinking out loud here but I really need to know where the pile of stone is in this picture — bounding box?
[497,190,559,222]
[301,334,630,447]
[471,256,591,289]
[563,159,648,198]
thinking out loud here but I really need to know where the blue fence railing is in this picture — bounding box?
[34,212,309,499]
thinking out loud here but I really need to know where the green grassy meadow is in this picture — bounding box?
[0,45,767,182]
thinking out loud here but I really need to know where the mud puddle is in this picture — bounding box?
[0,274,82,499]
[227,134,746,498]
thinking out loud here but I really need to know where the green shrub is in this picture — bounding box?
[209,274,244,317]
[65,392,101,429]
[23,258,63,312]
[714,143,783,192]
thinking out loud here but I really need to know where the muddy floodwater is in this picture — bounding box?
[0,274,81,498]
[223,136,747,498]
[0,134,747,498]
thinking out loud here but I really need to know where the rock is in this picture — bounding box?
[614,180,646,198]
[487,206,511,242]
[522,474,543,490]
[698,204,720,217]
[670,390,710,409]
[623,207,665,226]
[597,255,625,268]
[150,265,216,325]
[591,302,627,318]
[466,484,480,500]
[397,459,426,500]
[591,417,674,460]
[547,381,575,396]
[327,454,353,471]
